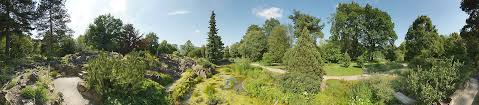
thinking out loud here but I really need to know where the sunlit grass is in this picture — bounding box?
[324,63,363,76]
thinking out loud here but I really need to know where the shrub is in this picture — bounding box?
[170,69,202,104]
[342,52,351,67]
[21,86,36,99]
[357,54,366,68]
[400,58,468,104]
[349,76,395,105]
[21,85,49,104]
[85,52,168,105]
[232,58,252,74]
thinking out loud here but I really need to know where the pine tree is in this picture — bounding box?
[1,0,37,60]
[36,0,72,57]
[206,11,224,64]
[282,27,324,94]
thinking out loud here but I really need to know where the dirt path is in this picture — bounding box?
[450,78,479,105]
[53,77,90,105]
[251,63,286,74]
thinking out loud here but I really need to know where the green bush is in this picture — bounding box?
[400,58,469,104]
[85,52,168,105]
[349,77,395,105]
[21,86,36,99]
[342,52,351,67]
[21,85,49,104]
[170,69,202,104]
[357,54,366,68]
[232,58,252,74]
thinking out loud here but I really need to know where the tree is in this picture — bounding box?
[443,33,467,61]
[180,40,195,56]
[0,0,37,60]
[206,11,224,64]
[460,0,479,67]
[330,2,396,60]
[263,25,290,64]
[84,14,123,52]
[117,24,141,55]
[223,46,230,58]
[281,28,324,94]
[289,10,324,40]
[229,42,241,58]
[239,25,267,61]
[404,16,443,61]
[319,41,343,63]
[361,4,397,61]
[157,40,177,54]
[36,0,72,57]
[143,32,159,55]
[263,18,280,37]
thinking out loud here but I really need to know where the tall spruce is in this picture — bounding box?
[282,27,324,94]
[36,0,72,57]
[206,11,224,64]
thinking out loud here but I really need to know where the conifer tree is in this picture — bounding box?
[282,27,324,93]
[36,0,72,57]
[206,11,224,64]
[264,25,290,64]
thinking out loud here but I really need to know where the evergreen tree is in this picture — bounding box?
[264,25,290,63]
[289,10,324,40]
[282,28,324,94]
[118,24,141,55]
[404,16,443,61]
[36,0,72,57]
[460,0,479,67]
[0,0,37,60]
[206,11,224,64]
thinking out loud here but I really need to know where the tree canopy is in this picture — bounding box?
[85,14,123,52]
[206,11,224,64]
[404,16,443,61]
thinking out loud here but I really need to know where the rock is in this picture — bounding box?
[21,99,34,105]
[28,71,39,83]
[192,65,215,78]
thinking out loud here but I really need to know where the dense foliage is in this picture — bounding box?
[85,14,123,52]
[239,25,268,61]
[460,0,479,68]
[85,52,168,105]
[263,25,290,64]
[404,16,443,61]
[282,28,324,94]
[399,58,471,104]
[330,2,397,60]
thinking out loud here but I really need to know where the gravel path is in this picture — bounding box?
[251,63,287,74]
[53,77,90,105]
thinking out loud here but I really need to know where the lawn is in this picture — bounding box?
[323,63,364,76]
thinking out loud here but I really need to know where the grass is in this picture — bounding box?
[188,66,277,105]
[314,79,359,105]
[324,63,364,76]
[364,62,406,74]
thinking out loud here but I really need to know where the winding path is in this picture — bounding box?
[53,77,90,105]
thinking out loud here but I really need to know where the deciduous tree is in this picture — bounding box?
[404,16,443,61]
[85,14,123,52]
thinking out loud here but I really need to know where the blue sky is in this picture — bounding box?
[65,0,467,46]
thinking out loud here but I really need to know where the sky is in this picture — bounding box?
[65,0,468,46]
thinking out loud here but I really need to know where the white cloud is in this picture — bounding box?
[254,7,283,19]
[194,29,200,33]
[168,10,190,16]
